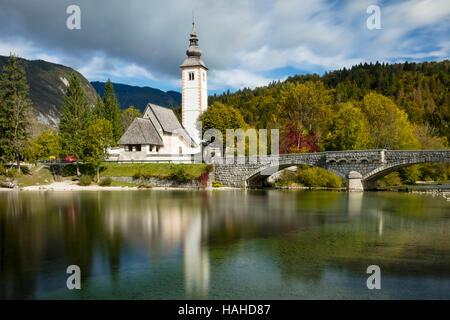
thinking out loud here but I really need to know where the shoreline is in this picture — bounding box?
[0,181,235,191]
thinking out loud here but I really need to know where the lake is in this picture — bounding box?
[0,190,449,299]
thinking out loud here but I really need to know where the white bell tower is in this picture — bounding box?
[180,22,208,145]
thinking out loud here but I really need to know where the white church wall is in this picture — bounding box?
[182,67,202,144]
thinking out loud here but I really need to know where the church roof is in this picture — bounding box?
[180,57,207,68]
[148,103,182,133]
[118,117,163,146]
[143,103,198,147]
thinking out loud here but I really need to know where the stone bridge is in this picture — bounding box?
[212,150,450,191]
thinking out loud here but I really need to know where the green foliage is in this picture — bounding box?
[0,163,5,175]
[199,102,248,136]
[99,177,112,186]
[93,94,105,119]
[61,163,95,177]
[26,129,62,162]
[297,167,344,188]
[399,165,422,185]
[103,80,123,143]
[83,118,114,182]
[324,102,372,150]
[121,106,142,131]
[0,54,32,167]
[20,166,30,175]
[168,168,191,183]
[58,72,93,173]
[78,175,92,186]
[278,81,333,140]
[125,164,208,182]
[212,180,223,188]
[360,92,419,149]
[285,61,449,142]
[378,172,402,188]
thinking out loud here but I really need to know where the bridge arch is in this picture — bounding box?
[245,162,346,188]
[363,160,449,185]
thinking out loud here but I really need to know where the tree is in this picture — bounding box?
[361,92,419,149]
[199,102,247,136]
[121,106,141,131]
[103,80,123,143]
[278,81,333,148]
[280,121,319,154]
[324,102,372,150]
[93,94,105,119]
[0,54,32,172]
[26,130,62,162]
[84,119,113,182]
[58,72,93,176]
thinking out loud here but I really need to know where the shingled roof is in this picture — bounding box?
[148,103,182,133]
[118,117,163,146]
[143,103,197,147]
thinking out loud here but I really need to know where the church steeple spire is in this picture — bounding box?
[181,21,207,68]
[186,21,201,58]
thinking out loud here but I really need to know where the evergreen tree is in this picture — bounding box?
[93,94,105,119]
[103,80,123,143]
[0,54,32,171]
[58,72,92,176]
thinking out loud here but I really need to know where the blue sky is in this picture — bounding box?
[0,0,448,95]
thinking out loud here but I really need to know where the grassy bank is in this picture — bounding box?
[99,163,210,179]
[0,165,54,187]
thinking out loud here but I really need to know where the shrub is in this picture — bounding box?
[212,180,223,188]
[99,177,112,186]
[78,175,92,186]
[133,169,143,180]
[378,172,402,187]
[297,167,344,188]
[168,168,190,183]
[0,164,5,176]
[5,167,18,178]
[20,166,31,175]
[142,171,153,180]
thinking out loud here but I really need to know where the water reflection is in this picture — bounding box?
[0,190,449,299]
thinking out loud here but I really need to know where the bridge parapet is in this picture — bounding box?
[326,150,386,164]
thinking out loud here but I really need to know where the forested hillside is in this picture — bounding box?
[206,60,449,185]
[209,60,449,143]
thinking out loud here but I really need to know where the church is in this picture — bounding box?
[108,22,208,162]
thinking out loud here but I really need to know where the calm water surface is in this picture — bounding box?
[0,190,449,299]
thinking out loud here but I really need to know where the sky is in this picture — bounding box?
[0,0,449,94]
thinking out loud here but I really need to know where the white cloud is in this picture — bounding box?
[78,56,154,81]
[0,0,448,92]
[209,69,274,90]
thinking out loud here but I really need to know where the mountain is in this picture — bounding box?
[0,55,97,127]
[91,81,181,113]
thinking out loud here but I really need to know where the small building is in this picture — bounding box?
[108,103,198,162]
